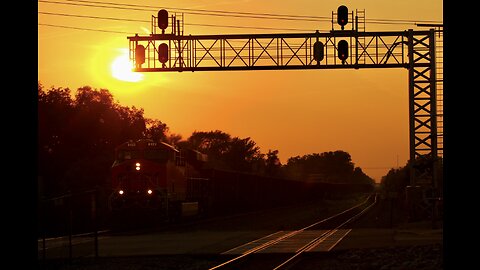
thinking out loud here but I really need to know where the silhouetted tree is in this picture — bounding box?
[284,150,373,184]
[265,149,282,176]
[185,130,267,173]
[186,130,232,169]
[352,167,375,185]
[224,137,264,172]
[166,133,183,146]
[144,119,168,142]
[38,84,75,195]
[38,83,151,196]
[380,155,443,194]
[114,105,146,141]
[320,151,355,182]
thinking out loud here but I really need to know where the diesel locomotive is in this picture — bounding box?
[108,139,209,217]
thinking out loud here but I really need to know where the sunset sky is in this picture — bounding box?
[38,0,443,182]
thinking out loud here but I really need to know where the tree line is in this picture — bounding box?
[380,156,443,196]
[38,83,374,198]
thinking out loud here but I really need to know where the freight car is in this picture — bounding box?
[200,169,373,215]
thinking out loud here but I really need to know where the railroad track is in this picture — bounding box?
[209,193,378,270]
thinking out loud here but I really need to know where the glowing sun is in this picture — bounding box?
[111,49,144,82]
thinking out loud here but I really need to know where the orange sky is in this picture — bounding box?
[38,0,443,182]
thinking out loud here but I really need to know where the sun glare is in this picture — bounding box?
[111,49,144,82]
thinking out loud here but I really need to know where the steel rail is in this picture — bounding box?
[209,193,376,270]
[273,193,378,269]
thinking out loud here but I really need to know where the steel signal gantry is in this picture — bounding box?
[127,8,442,191]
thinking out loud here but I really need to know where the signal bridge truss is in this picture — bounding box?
[129,30,429,72]
[127,11,443,189]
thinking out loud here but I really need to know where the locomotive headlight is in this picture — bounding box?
[147,189,153,195]
[135,162,141,171]
[118,190,124,195]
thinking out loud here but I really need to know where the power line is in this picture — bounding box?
[39,0,442,25]
[38,0,326,22]
[39,11,148,23]
[61,0,331,20]
[187,23,314,32]
[38,11,316,31]
[38,23,132,34]
[38,22,318,35]
[39,0,154,12]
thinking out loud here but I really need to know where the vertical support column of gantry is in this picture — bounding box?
[407,29,438,221]
[408,29,438,187]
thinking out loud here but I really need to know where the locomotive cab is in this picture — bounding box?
[109,139,209,218]
[110,140,179,210]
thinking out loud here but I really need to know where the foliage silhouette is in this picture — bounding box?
[38,83,375,198]
[283,151,374,185]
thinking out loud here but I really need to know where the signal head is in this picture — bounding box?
[313,41,324,62]
[135,45,145,66]
[337,5,349,30]
[158,9,169,30]
[337,40,349,62]
[158,43,169,64]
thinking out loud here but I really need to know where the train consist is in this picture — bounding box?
[108,139,373,218]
